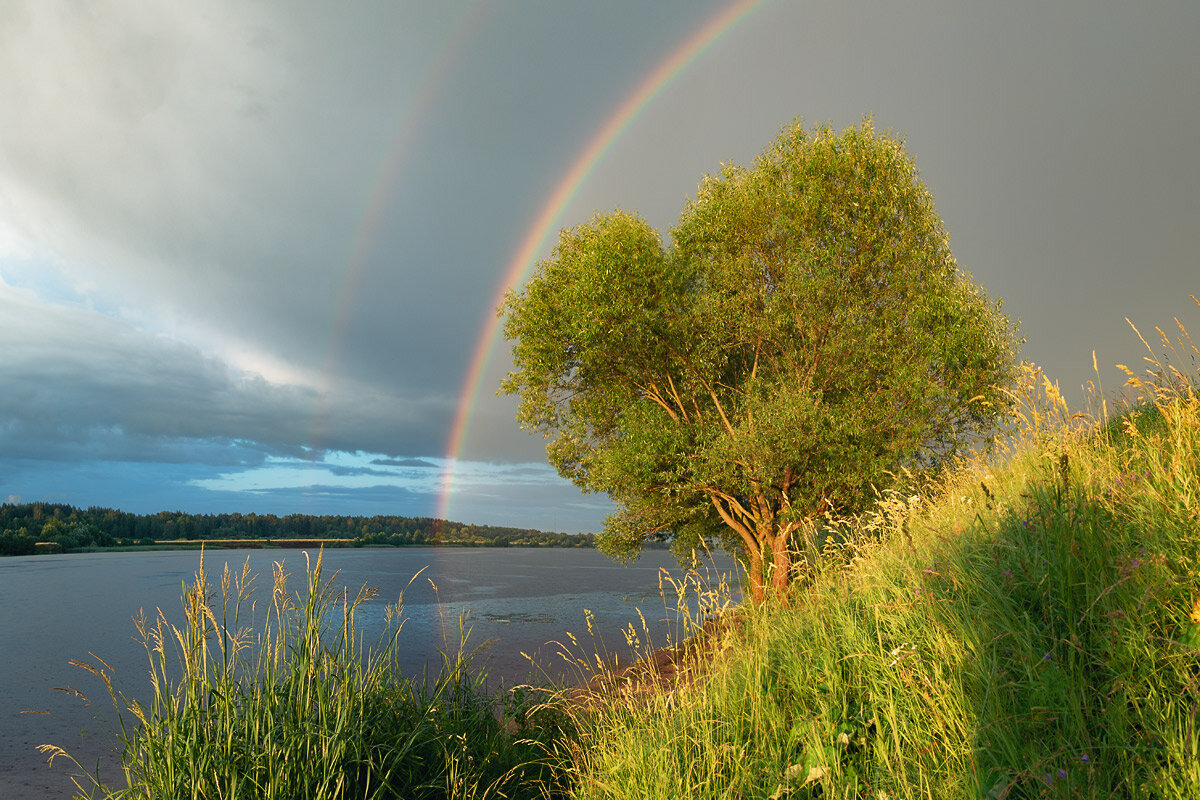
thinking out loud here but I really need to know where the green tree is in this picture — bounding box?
[501,118,1019,602]
[40,517,68,543]
[0,528,35,555]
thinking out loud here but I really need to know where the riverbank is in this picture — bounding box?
[3,547,714,800]
[32,538,363,554]
[20,537,603,555]
[559,366,1200,798]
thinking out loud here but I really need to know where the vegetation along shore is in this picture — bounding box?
[0,504,595,555]
[47,310,1200,798]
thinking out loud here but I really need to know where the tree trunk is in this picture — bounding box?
[770,533,791,606]
[746,523,791,606]
[747,546,765,604]
[707,493,772,604]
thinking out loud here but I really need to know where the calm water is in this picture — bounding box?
[0,547,735,799]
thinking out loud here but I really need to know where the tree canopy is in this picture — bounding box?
[501,118,1019,602]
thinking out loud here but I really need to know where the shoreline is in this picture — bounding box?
[3,547,723,799]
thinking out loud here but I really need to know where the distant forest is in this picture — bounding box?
[0,502,596,556]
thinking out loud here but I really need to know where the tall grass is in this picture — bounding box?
[561,301,1200,799]
[45,551,573,800]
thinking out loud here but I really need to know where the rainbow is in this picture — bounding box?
[307,3,489,459]
[437,0,766,523]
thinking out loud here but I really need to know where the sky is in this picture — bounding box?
[0,1,1196,534]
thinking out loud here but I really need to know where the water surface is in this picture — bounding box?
[0,547,734,798]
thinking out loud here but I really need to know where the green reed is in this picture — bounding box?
[46,551,573,800]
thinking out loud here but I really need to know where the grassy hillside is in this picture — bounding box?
[563,316,1200,798]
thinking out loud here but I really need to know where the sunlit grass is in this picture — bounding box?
[560,299,1200,799]
[46,551,574,800]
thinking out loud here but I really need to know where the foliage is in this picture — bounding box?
[501,117,1018,601]
[0,525,36,555]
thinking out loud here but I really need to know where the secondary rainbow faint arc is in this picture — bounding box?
[308,2,488,457]
[437,0,766,523]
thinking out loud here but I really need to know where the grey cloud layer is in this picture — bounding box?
[0,0,1196,529]
[0,287,452,462]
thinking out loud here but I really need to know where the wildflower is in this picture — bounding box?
[1057,769,1067,779]
[1190,597,1200,625]
[888,643,917,666]
[1043,652,1052,661]
[1080,754,1090,763]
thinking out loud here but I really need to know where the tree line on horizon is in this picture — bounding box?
[0,502,595,555]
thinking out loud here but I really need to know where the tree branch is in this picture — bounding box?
[633,374,679,423]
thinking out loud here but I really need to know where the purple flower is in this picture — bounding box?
[1044,652,1052,661]
[1080,754,1089,763]
[1057,769,1067,779]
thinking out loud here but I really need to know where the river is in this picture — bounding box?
[0,546,737,799]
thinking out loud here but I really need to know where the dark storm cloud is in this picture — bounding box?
[371,458,438,469]
[0,1,724,478]
[0,1,719,402]
[0,287,452,463]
